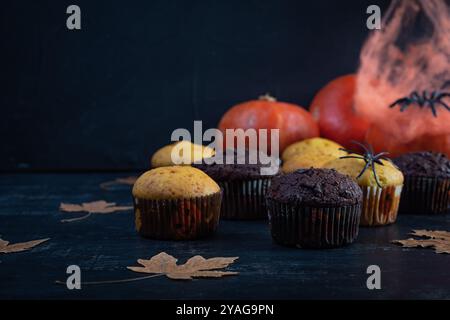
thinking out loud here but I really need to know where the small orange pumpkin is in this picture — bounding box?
[310,74,370,149]
[218,94,319,152]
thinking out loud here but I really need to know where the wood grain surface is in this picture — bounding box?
[0,173,449,299]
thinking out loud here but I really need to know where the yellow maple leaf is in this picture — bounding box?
[0,237,49,254]
[127,252,239,280]
[59,200,133,222]
[392,229,450,254]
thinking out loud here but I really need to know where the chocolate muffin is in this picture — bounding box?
[266,168,362,249]
[193,149,279,220]
[394,152,450,214]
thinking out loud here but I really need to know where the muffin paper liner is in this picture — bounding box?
[360,185,402,227]
[399,177,450,214]
[218,178,272,220]
[133,192,222,240]
[266,199,361,249]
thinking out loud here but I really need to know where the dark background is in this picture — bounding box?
[1,0,391,172]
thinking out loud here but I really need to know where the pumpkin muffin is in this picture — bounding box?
[282,137,345,161]
[266,168,362,249]
[323,152,404,227]
[394,152,450,214]
[132,166,222,240]
[281,138,347,173]
[151,141,215,168]
[282,152,345,173]
[193,149,279,220]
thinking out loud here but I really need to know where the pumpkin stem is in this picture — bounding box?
[258,93,277,102]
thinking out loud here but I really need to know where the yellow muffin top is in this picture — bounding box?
[132,166,220,200]
[282,137,345,161]
[151,141,215,168]
[323,156,404,187]
[282,153,339,173]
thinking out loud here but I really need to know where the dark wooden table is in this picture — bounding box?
[1,173,449,300]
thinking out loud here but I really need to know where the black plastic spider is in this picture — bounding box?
[338,141,390,188]
[389,90,450,117]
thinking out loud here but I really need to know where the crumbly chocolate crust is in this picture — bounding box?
[192,149,279,181]
[394,152,450,179]
[266,168,362,207]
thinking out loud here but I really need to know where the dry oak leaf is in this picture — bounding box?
[392,229,450,254]
[0,237,49,254]
[59,200,133,223]
[100,176,137,190]
[127,252,239,280]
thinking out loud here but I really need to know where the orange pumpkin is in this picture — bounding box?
[310,74,370,149]
[218,94,319,152]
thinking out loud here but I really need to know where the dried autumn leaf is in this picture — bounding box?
[0,237,49,254]
[127,252,239,280]
[100,176,137,190]
[59,200,133,223]
[411,229,450,241]
[60,200,132,214]
[392,229,450,254]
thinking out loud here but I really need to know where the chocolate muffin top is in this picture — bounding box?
[266,168,362,207]
[192,149,279,181]
[393,152,450,179]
